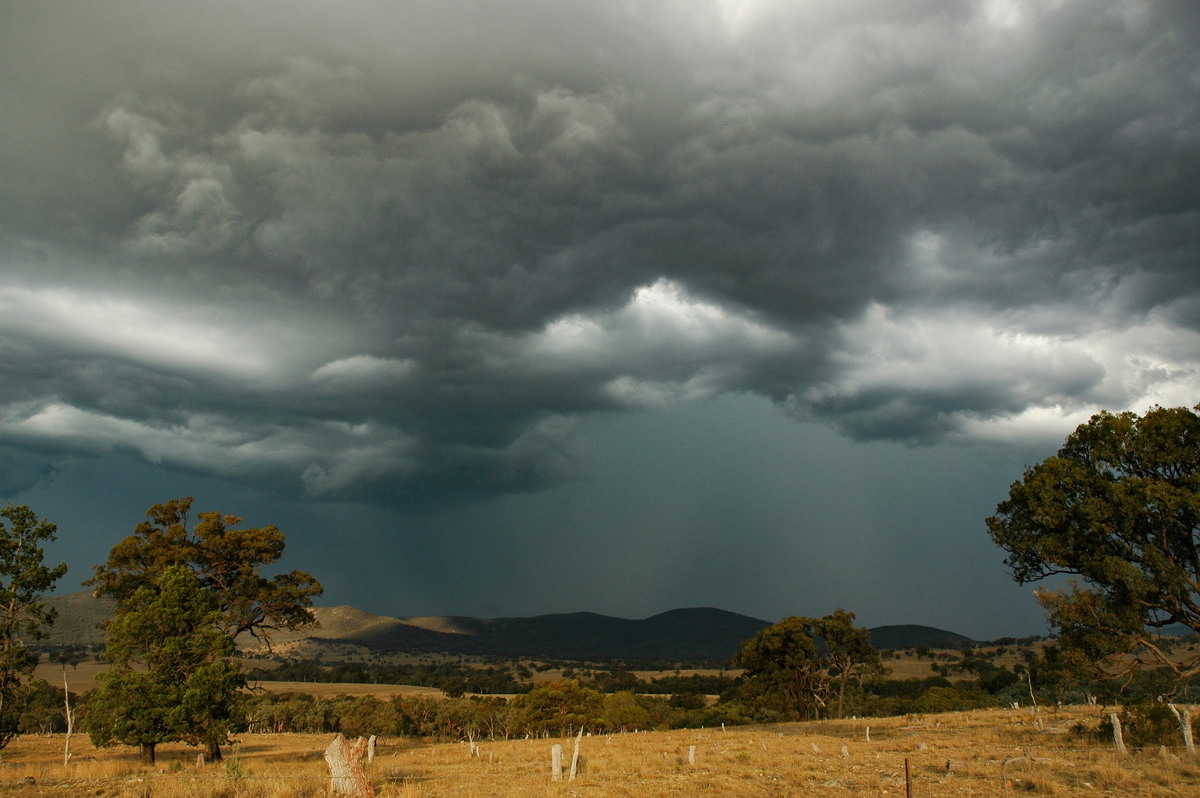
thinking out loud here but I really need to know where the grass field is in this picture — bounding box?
[2,706,1198,796]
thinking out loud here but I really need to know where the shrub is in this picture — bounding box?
[1100,702,1196,748]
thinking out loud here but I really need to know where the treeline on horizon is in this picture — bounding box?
[15,638,1199,743]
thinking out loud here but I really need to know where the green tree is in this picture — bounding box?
[733,610,880,720]
[88,498,321,759]
[601,690,651,732]
[88,497,322,643]
[510,680,604,736]
[0,504,67,749]
[1026,643,1095,704]
[88,566,244,763]
[819,608,883,718]
[987,404,1200,691]
[733,616,823,720]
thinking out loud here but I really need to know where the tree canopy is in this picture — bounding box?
[987,404,1200,686]
[0,504,67,749]
[733,610,880,720]
[88,497,322,644]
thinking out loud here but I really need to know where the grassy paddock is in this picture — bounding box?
[2,707,1198,796]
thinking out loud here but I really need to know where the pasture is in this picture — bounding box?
[3,706,1198,796]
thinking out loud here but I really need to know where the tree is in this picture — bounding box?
[733,616,823,720]
[51,646,87,766]
[511,680,604,736]
[88,566,245,763]
[987,404,1200,690]
[0,504,67,749]
[88,498,321,760]
[733,610,881,720]
[88,497,323,643]
[819,608,883,718]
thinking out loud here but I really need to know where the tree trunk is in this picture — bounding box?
[141,744,156,764]
[62,669,74,766]
[205,740,223,762]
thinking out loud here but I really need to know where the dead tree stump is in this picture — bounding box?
[325,734,375,797]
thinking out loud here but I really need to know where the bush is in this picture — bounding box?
[911,685,997,713]
[1099,703,1196,748]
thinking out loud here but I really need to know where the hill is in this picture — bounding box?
[333,606,773,661]
[40,590,112,647]
[868,624,976,651]
[40,591,977,662]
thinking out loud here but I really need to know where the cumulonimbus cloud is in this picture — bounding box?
[1,0,1197,501]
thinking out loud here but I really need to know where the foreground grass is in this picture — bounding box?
[2,707,1198,796]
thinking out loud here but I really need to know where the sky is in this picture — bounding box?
[2,0,1198,641]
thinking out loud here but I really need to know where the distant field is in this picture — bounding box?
[3,706,1198,797]
[22,643,1046,698]
[33,660,449,699]
[32,661,108,694]
[248,680,446,699]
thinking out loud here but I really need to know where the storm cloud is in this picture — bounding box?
[2,1,1198,634]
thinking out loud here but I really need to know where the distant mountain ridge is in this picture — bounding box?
[330,606,775,661]
[41,591,976,661]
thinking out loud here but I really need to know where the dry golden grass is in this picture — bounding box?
[3,707,1199,797]
[32,661,109,694]
[32,662,450,701]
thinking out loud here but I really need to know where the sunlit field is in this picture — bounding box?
[3,706,1198,797]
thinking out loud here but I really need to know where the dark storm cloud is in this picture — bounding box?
[2,0,1198,503]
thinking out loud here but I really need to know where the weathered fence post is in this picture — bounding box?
[688,745,696,766]
[569,726,585,781]
[367,735,376,763]
[325,734,375,797]
[1110,712,1127,755]
[1169,704,1195,755]
[551,743,564,781]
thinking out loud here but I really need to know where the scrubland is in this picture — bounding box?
[3,706,1199,797]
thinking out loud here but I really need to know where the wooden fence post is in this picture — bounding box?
[1169,704,1195,755]
[551,743,563,781]
[1110,712,1127,755]
[569,727,585,780]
